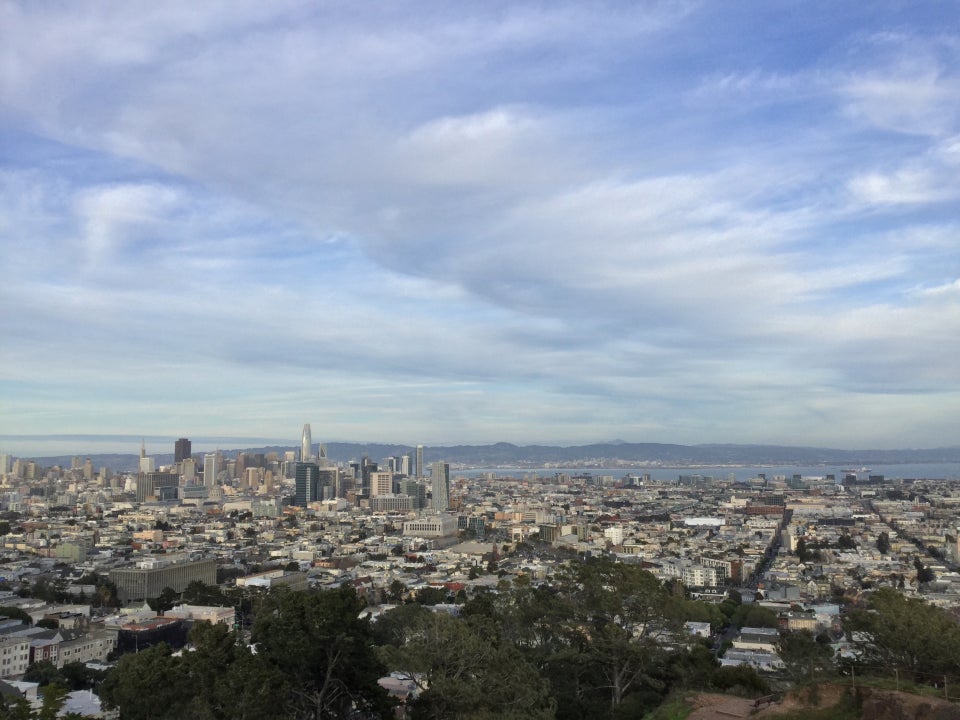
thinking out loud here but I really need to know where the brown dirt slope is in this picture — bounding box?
[684,686,960,720]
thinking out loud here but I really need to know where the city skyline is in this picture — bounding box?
[2,3,959,449]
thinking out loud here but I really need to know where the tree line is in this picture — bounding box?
[4,558,959,719]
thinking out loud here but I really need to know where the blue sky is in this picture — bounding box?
[1,0,959,453]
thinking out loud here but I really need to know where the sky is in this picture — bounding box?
[1,1,959,454]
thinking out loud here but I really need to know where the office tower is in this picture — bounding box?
[431,461,450,511]
[399,478,425,509]
[138,471,178,502]
[295,461,320,507]
[83,458,94,482]
[243,467,261,491]
[174,438,192,463]
[317,467,339,499]
[360,458,377,496]
[401,454,412,476]
[318,443,328,467]
[203,453,219,489]
[0,453,12,475]
[369,471,393,497]
[236,453,248,480]
[181,457,196,484]
[301,424,312,462]
[416,445,424,478]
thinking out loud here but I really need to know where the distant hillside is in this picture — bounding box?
[21,441,960,473]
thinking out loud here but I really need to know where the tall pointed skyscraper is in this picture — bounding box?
[301,424,312,462]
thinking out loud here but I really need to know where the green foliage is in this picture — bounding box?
[837,534,857,550]
[371,603,433,648]
[380,612,554,720]
[148,586,181,613]
[0,606,32,624]
[36,684,69,720]
[251,586,393,719]
[876,531,890,555]
[23,661,64,687]
[415,586,449,605]
[99,644,192,719]
[730,603,778,629]
[709,665,770,696]
[777,630,835,685]
[181,579,229,606]
[641,694,694,720]
[844,588,960,679]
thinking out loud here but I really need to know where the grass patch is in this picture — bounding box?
[642,693,693,720]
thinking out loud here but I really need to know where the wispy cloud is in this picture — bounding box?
[1,1,958,449]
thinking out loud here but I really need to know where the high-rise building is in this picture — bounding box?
[295,462,320,507]
[203,453,219,489]
[175,438,192,463]
[0,453,11,476]
[416,445,424,479]
[360,458,378,496]
[138,439,155,473]
[431,461,450,511]
[369,471,393,497]
[181,457,196,484]
[318,467,339,499]
[399,478,426,509]
[301,424,312,462]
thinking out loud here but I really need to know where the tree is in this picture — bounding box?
[371,603,433,648]
[415,586,448,606]
[386,579,406,603]
[913,556,935,584]
[876,531,890,555]
[777,630,834,686]
[99,644,192,719]
[251,586,393,719]
[23,661,64,687]
[380,612,554,720]
[0,606,32,625]
[844,588,960,680]
[180,621,288,720]
[837,534,857,550]
[100,626,287,720]
[147,586,180,613]
[552,558,673,714]
[731,604,778,629]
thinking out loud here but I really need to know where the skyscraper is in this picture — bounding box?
[203,453,218,489]
[416,445,424,479]
[295,461,320,507]
[175,438,192,463]
[301,424,312,462]
[431,461,450,511]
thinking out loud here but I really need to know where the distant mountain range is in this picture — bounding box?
[21,441,960,473]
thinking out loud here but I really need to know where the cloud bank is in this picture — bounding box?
[1,1,959,449]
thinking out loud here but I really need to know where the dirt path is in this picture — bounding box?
[685,694,757,720]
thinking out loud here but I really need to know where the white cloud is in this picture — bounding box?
[848,135,960,206]
[1,3,959,448]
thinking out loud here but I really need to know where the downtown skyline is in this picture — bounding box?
[2,2,959,450]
